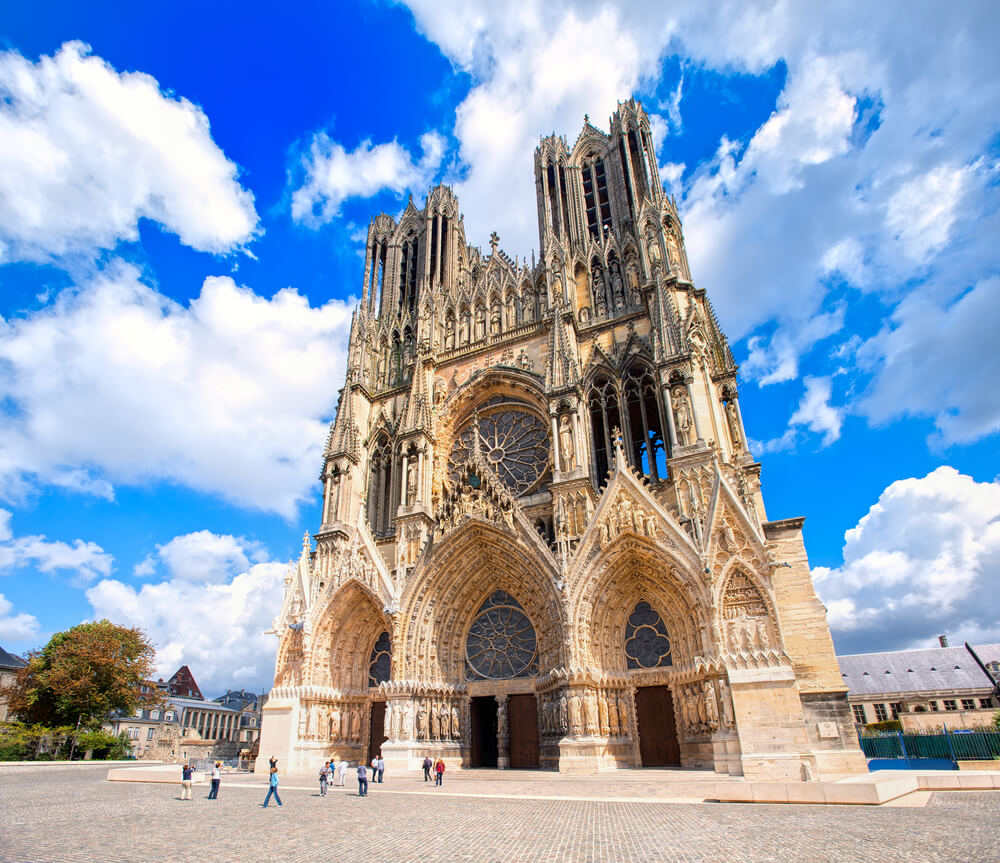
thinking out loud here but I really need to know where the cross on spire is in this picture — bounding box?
[489,231,499,255]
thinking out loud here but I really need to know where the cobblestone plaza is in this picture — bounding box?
[2,765,997,862]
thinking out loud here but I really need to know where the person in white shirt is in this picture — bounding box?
[208,761,221,799]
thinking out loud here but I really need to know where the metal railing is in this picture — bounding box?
[860,728,1000,766]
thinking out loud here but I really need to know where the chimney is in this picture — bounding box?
[938,635,949,648]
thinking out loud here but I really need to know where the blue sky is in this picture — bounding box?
[0,1,998,695]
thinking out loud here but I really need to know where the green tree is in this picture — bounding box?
[9,620,159,728]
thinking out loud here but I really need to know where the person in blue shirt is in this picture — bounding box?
[262,766,282,807]
[356,761,368,797]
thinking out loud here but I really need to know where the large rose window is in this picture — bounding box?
[448,407,549,495]
[465,590,538,680]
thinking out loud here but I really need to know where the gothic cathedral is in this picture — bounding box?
[257,99,865,780]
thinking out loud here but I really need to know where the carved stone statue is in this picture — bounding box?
[330,707,341,741]
[350,707,360,742]
[429,704,440,740]
[459,311,470,345]
[416,705,428,740]
[522,294,534,323]
[558,692,568,733]
[475,306,486,340]
[567,692,581,736]
[445,317,455,351]
[673,389,692,446]
[598,692,609,735]
[490,303,502,336]
[726,399,743,449]
[558,414,575,471]
[450,705,460,740]
[406,460,418,504]
[583,691,596,735]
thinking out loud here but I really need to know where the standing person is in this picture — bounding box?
[357,761,368,797]
[422,755,432,782]
[376,754,385,783]
[336,758,348,787]
[434,757,445,787]
[263,766,282,807]
[371,754,378,779]
[180,762,194,800]
[319,761,330,797]
[208,761,221,799]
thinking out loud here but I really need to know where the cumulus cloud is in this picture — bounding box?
[813,466,1000,653]
[86,532,285,694]
[290,130,446,226]
[752,375,844,453]
[0,263,353,516]
[0,508,113,583]
[0,42,258,261]
[0,592,41,644]
[399,0,1000,443]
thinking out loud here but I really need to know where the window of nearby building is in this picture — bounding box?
[873,703,888,722]
[851,705,866,725]
[165,712,174,722]
[134,709,143,717]
[150,710,159,721]
[928,701,939,711]
[980,698,994,709]
[943,699,958,711]
[147,728,154,740]
[890,702,904,719]
[127,727,139,739]
[961,699,976,711]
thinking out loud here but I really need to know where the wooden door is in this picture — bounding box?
[634,685,680,766]
[367,702,387,763]
[507,694,540,768]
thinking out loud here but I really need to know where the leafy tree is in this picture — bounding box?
[9,620,159,728]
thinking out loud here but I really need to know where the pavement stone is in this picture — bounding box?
[1,764,998,862]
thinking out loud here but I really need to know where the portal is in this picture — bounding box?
[634,685,681,766]
[470,696,499,767]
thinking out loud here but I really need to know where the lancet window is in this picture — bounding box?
[368,239,387,316]
[397,234,419,315]
[367,435,395,536]
[367,631,391,686]
[587,373,621,486]
[582,156,612,238]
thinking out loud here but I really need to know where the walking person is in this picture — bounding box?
[434,757,445,787]
[319,761,330,797]
[262,766,282,807]
[422,755,432,782]
[180,762,194,800]
[207,761,221,799]
[336,758,347,787]
[376,754,385,783]
[357,761,368,797]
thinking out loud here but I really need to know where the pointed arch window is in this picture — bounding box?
[623,363,668,481]
[367,435,394,536]
[624,601,672,669]
[582,156,612,238]
[588,373,620,487]
[368,631,391,686]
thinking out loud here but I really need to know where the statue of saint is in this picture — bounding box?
[406,460,418,504]
[726,400,743,449]
[558,414,575,471]
[673,389,692,445]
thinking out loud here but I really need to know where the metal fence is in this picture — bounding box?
[191,757,243,772]
[859,729,1000,769]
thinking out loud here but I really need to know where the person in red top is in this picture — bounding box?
[434,757,445,786]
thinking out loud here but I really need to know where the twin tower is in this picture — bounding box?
[257,98,864,779]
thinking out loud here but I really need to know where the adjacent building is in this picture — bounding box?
[257,98,865,780]
[839,641,1000,731]
[0,646,27,723]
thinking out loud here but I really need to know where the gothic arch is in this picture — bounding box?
[714,564,782,657]
[397,522,565,684]
[308,580,390,690]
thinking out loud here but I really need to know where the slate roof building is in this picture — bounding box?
[0,646,27,722]
[838,641,1000,728]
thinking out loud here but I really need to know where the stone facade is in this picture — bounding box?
[256,98,865,780]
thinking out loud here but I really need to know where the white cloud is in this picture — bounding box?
[813,466,1000,653]
[858,275,1000,446]
[132,555,157,578]
[86,538,285,695]
[290,131,446,226]
[0,507,113,582]
[0,42,258,261]
[751,375,843,453]
[0,592,41,644]
[885,163,971,263]
[157,530,267,584]
[0,263,353,517]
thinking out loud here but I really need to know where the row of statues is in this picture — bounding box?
[303,701,365,743]
[539,688,631,738]
[387,699,461,741]
[597,493,659,548]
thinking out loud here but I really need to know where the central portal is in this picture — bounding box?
[470,696,498,767]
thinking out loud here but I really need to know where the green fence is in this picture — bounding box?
[860,729,1000,763]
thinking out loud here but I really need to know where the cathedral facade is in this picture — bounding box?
[257,99,865,780]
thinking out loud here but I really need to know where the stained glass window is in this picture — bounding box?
[368,631,391,686]
[624,601,672,669]
[465,590,539,680]
[448,408,549,495]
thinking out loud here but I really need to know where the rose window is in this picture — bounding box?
[624,601,672,669]
[465,590,538,680]
[448,408,549,495]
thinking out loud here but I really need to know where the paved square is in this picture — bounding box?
[1,765,997,862]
